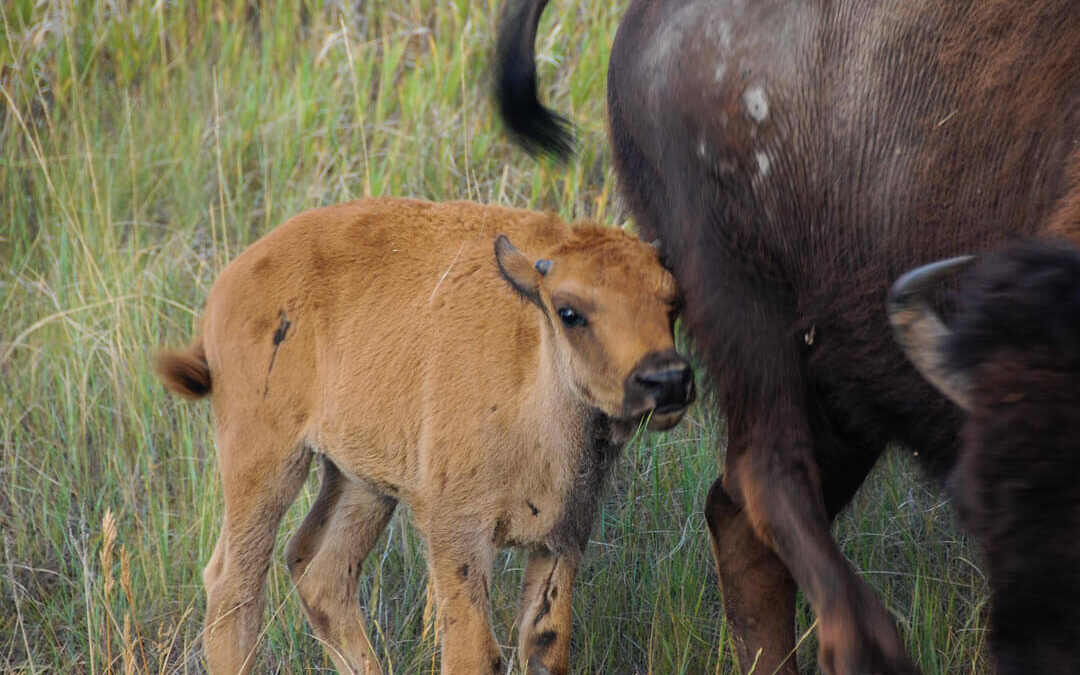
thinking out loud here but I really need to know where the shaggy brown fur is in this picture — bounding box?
[156,197,694,674]
[496,0,1078,673]
[893,240,1080,673]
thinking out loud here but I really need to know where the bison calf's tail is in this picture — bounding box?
[155,338,211,400]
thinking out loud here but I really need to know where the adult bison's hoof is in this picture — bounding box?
[819,642,921,675]
[818,605,921,675]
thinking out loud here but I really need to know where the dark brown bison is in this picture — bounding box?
[890,241,1080,674]
[496,0,1079,673]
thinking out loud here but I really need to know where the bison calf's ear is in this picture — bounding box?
[495,234,544,307]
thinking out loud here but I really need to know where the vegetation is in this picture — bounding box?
[1,1,988,672]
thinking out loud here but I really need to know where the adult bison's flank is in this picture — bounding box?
[496,0,1079,673]
[156,198,694,674]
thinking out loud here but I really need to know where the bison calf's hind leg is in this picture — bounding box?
[517,549,578,675]
[705,478,798,675]
[203,433,313,675]
[285,457,396,675]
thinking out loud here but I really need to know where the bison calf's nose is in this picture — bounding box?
[636,363,695,410]
[625,351,696,427]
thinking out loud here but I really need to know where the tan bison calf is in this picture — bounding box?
[156,197,695,674]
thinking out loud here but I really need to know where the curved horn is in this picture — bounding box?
[494,0,574,159]
[888,256,976,410]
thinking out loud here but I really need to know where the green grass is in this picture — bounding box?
[0,1,988,672]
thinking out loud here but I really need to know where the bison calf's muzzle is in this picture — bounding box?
[624,349,695,429]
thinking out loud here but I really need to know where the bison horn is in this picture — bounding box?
[888,256,975,411]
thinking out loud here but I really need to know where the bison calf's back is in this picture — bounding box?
[156,197,693,674]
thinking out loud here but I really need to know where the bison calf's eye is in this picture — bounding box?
[557,307,586,328]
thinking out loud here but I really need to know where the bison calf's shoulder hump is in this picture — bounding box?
[154,196,693,675]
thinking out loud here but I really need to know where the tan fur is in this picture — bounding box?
[156,197,690,674]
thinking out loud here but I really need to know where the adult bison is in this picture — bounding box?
[496,0,1079,673]
[890,242,1080,674]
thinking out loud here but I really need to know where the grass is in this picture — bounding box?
[0,0,988,672]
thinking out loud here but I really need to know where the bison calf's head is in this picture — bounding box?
[495,225,695,429]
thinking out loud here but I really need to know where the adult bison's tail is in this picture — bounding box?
[155,337,212,400]
[495,0,573,160]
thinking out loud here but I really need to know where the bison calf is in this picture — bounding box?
[156,197,695,674]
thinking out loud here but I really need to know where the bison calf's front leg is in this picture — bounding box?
[428,538,504,674]
[517,550,578,675]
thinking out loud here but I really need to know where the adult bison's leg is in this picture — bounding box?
[721,384,918,675]
[517,549,578,675]
[284,457,395,674]
[705,478,798,674]
[707,407,890,675]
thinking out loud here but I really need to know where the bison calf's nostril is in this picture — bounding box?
[635,362,694,408]
[636,369,674,390]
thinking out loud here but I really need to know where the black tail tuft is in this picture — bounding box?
[494,0,574,161]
